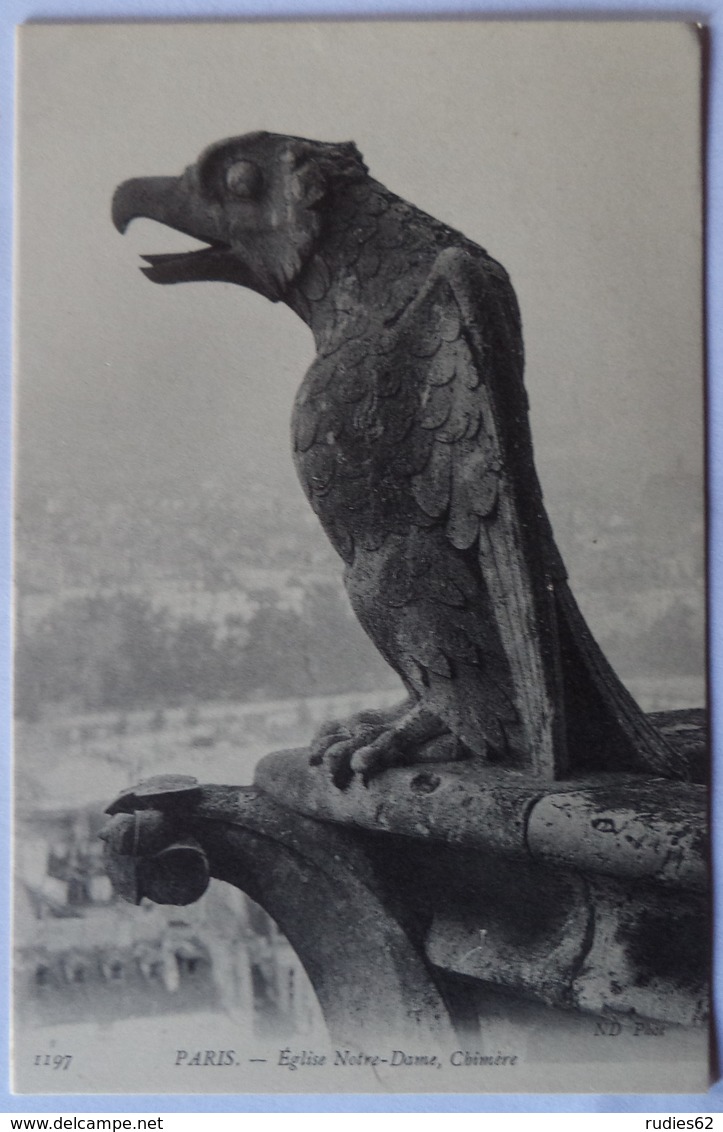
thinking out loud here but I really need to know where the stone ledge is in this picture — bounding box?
[254,747,706,891]
[102,767,708,1032]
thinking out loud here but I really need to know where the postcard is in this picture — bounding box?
[12,20,707,1094]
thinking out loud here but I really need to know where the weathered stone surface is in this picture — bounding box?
[423,863,707,1026]
[137,838,210,906]
[251,741,708,1028]
[188,785,458,1042]
[105,774,202,814]
[647,708,707,783]
[424,867,591,1008]
[527,783,707,891]
[570,877,708,1027]
[256,747,707,888]
[99,802,210,906]
[102,773,708,1034]
[255,744,548,857]
[99,808,175,857]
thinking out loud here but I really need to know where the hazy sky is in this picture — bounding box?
[15,21,703,534]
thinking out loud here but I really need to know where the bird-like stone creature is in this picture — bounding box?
[113,131,681,787]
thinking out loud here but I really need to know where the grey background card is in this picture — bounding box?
[12,20,705,1095]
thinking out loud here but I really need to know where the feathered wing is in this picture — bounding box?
[393,247,566,775]
[393,246,680,780]
[295,243,680,779]
[293,243,561,769]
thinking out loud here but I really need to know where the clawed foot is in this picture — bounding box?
[309,701,467,789]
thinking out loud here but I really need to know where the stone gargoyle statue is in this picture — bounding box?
[113,131,683,788]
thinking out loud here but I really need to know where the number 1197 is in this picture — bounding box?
[34,1053,72,1070]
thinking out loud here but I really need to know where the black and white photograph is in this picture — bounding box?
[12,19,707,1094]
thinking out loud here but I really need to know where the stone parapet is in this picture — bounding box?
[101,709,708,1041]
[256,750,707,892]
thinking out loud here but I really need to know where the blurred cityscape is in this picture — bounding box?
[13,464,705,1041]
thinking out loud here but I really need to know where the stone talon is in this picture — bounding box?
[310,731,348,765]
[307,700,453,787]
[309,702,408,770]
[349,734,405,784]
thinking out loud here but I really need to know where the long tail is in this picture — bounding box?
[554,580,686,780]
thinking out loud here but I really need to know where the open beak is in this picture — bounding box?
[112,175,234,284]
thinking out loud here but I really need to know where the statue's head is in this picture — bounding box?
[112,131,368,301]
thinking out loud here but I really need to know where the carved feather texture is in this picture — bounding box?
[292,237,560,763]
[115,131,685,777]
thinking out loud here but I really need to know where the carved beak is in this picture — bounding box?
[112,174,237,284]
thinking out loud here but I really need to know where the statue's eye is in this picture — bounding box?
[225,160,261,199]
